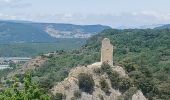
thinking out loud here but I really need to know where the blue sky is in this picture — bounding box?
[0,0,170,27]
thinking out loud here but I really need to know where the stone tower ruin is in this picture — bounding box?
[101,38,113,66]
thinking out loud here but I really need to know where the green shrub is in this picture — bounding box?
[101,63,132,93]
[93,68,102,75]
[107,70,133,93]
[74,90,81,99]
[53,93,65,100]
[107,71,120,90]
[118,78,133,93]
[0,73,51,100]
[137,78,156,95]
[99,78,110,94]
[101,63,112,73]
[123,87,138,100]
[117,96,124,100]
[157,83,170,99]
[78,73,94,94]
[71,97,76,100]
[98,94,104,100]
[121,61,137,73]
[38,77,54,92]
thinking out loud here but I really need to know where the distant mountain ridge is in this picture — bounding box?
[116,24,164,29]
[154,24,170,29]
[0,20,111,43]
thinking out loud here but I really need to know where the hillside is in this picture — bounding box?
[31,29,169,100]
[1,28,170,100]
[0,20,111,43]
[4,38,147,100]
[0,21,56,43]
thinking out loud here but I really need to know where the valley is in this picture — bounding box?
[0,20,110,57]
[0,38,86,57]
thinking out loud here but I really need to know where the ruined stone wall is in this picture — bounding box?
[101,38,113,66]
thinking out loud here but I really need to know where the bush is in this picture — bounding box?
[107,70,133,93]
[107,71,120,90]
[74,90,81,99]
[101,63,111,73]
[0,73,51,100]
[123,87,138,100]
[78,73,94,94]
[101,63,132,93]
[118,78,133,93]
[53,93,65,100]
[38,77,54,92]
[99,78,110,94]
[71,97,76,100]
[121,61,137,73]
[98,94,104,100]
[93,68,102,75]
[157,83,170,99]
[137,78,156,95]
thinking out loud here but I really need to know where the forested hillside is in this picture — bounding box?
[1,29,169,100]
[0,38,86,57]
[31,29,170,100]
[86,29,170,99]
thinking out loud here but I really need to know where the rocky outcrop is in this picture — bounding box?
[51,62,147,100]
[46,38,147,100]
[132,90,147,100]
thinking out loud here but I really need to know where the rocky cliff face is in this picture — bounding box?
[51,62,147,100]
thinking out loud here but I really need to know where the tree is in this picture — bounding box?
[78,73,94,94]
[0,73,51,100]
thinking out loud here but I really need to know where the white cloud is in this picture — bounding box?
[130,11,170,22]
[0,0,20,3]
[1,11,170,28]
[0,0,31,9]
[0,13,17,20]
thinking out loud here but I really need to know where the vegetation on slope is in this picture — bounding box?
[0,38,86,57]
[0,73,51,100]
[78,73,95,94]
[32,49,100,91]
[86,29,170,99]
[1,28,170,100]
[32,29,169,100]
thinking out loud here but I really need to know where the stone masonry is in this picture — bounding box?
[101,38,113,66]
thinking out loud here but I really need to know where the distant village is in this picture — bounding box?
[0,57,31,69]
